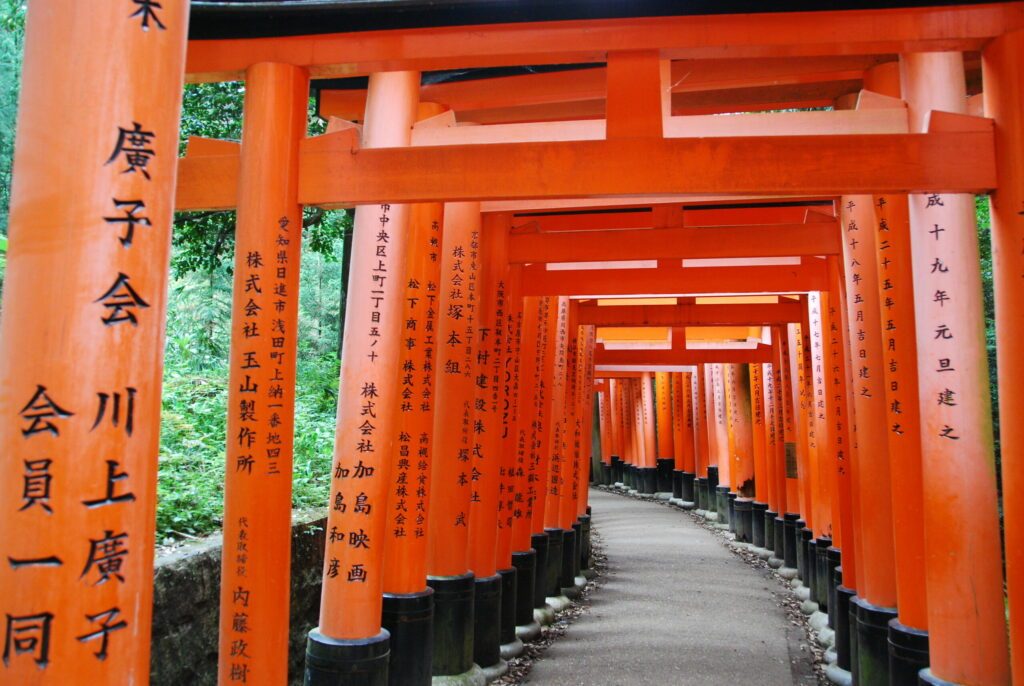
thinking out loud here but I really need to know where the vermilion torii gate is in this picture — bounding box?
[2,1,1023,685]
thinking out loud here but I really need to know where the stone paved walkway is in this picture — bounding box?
[524,489,816,685]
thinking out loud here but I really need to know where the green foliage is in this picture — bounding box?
[976,195,1000,459]
[0,0,26,237]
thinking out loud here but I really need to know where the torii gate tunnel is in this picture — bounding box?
[2,1,1024,685]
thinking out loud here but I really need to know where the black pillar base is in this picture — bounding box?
[472,574,502,673]
[559,527,577,591]
[889,619,929,686]
[727,492,738,533]
[794,520,808,581]
[600,463,612,485]
[530,534,549,609]
[511,550,537,626]
[672,469,684,499]
[580,514,592,570]
[835,582,855,671]
[570,522,582,578]
[656,458,674,492]
[852,595,898,686]
[544,528,566,598]
[764,509,777,552]
[382,590,433,686]
[813,538,832,610]
[827,548,842,629]
[799,526,814,588]
[681,471,696,502]
[751,502,768,548]
[706,465,720,493]
[498,568,517,647]
[427,573,475,677]
[773,515,786,562]
[716,485,730,524]
[624,464,635,490]
[639,466,658,494]
[305,628,390,686]
[610,455,623,484]
[695,477,707,510]
[735,498,753,543]
[783,513,800,569]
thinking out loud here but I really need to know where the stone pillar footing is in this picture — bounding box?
[382,589,434,686]
[852,595,898,686]
[428,573,476,679]
[888,619,929,686]
[305,628,390,686]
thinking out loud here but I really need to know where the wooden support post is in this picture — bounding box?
[0,1,188,682]
[982,30,1024,682]
[469,214,508,676]
[694,365,711,509]
[638,372,658,495]
[496,261,523,570]
[806,294,832,541]
[654,371,674,493]
[218,61,307,686]
[308,69,419,684]
[379,201,443,685]
[901,51,1010,685]
[839,194,900,679]
[424,202,483,680]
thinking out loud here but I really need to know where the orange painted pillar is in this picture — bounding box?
[798,302,821,537]
[788,320,812,531]
[983,30,1024,683]
[638,372,658,494]
[309,70,419,680]
[468,214,508,672]
[377,200,443,683]
[840,194,901,679]
[762,359,782,548]
[671,371,696,501]
[522,296,554,541]
[696,364,712,509]
[711,364,730,492]
[630,379,645,488]
[773,328,800,569]
[598,385,612,480]
[872,189,931,648]
[806,294,833,541]
[902,52,1010,685]
[496,261,523,571]
[558,311,582,530]
[510,295,547,618]
[608,378,624,483]
[654,371,674,493]
[750,364,768,507]
[576,326,597,515]
[726,363,755,542]
[543,298,571,531]
[423,202,484,679]
[218,61,307,686]
[0,1,188,681]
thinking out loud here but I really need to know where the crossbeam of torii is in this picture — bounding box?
[577,302,802,327]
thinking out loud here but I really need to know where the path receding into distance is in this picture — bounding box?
[524,489,817,686]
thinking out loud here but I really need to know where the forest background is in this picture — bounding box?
[0,1,1001,542]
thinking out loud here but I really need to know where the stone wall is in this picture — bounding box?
[151,510,327,685]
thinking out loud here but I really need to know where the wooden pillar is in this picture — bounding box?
[983,30,1024,681]
[496,261,524,572]
[558,312,582,529]
[839,196,899,609]
[806,294,833,540]
[711,365,730,487]
[762,361,780,516]
[542,298,571,530]
[575,326,597,517]
[750,365,768,505]
[218,61,307,686]
[777,334,799,516]
[511,296,543,555]
[655,372,674,460]
[423,202,483,679]
[0,1,188,681]
[310,71,419,682]
[901,51,1010,684]
[726,364,755,495]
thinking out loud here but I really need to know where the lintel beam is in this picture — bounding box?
[184,4,1024,82]
[578,302,802,327]
[175,130,994,211]
[507,222,840,263]
[518,261,828,297]
[594,344,773,365]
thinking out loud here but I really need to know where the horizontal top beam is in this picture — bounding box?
[518,260,828,297]
[184,4,1024,82]
[578,302,802,326]
[507,222,840,263]
[594,344,773,365]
